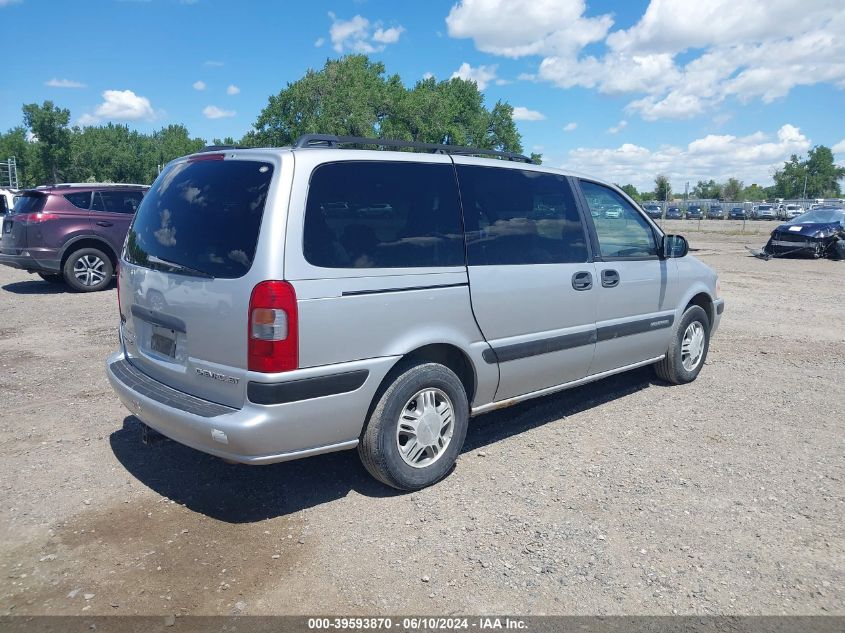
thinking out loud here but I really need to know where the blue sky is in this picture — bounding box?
[1,0,843,190]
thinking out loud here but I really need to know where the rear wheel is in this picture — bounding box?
[654,305,710,385]
[37,273,64,284]
[63,247,113,292]
[358,361,469,491]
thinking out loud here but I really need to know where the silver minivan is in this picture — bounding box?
[106,135,724,490]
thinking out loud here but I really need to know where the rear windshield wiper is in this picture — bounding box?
[147,255,214,279]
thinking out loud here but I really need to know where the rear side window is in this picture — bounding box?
[93,190,144,214]
[64,192,91,210]
[457,165,588,265]
[124,159,273,279]
[13,194,46,214]
[303,161,464,269]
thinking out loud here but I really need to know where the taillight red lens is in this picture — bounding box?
[19,212,59,223]
[248,281,298,373]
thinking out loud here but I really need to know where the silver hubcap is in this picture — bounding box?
[73,255,106,286]
[396,388,454,469]
[681,321,706,371]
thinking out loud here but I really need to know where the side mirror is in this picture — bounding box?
[662,234,689,258]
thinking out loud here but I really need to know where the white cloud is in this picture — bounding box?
[450,62,498,90]
[373,26,405,44]
[563,124,811,190]
[226,84,240,95]
[563,122,577,132]
[203,105,236,119]
[45,78,86,88]
[422,71,434,80]
[832,138,845,155]
[446,0,613,58]
[449,0,845,120]
[0,0,23,5]
[314,37,325,47]
[607,120,628,134]
[328,12,404,53]
[203,60,223,67]
[192,80,206,91]
[512,106,546,121]
[79,89,155,125]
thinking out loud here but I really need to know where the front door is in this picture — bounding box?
[454,160,597,401]
[576,180,678,375]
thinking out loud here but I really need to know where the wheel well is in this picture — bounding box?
[402,344,477,404]
[686,292,714,328]
[60,239,117,269]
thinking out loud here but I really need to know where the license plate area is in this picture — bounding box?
[150,325,177,359]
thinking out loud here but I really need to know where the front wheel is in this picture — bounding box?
[358,361,469,491]
[63,247,113,292]
[654,305,710,385]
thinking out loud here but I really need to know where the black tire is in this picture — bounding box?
[63,247,113,292]
[654,305,710,385]
[37,273,64,284]
[358,361,469,491]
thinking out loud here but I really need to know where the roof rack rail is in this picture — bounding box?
[33,182,149,189]
[293,134,533,163]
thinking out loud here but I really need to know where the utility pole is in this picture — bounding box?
[802,170,808,204]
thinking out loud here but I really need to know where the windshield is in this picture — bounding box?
[787,208,845,225]
[124,158,274,279]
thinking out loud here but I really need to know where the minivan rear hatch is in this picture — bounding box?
[119,154,276,408]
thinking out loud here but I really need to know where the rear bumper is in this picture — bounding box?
[0,248,61,273]
[105,350,397,465]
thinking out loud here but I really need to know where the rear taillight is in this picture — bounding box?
[248,281,298,373]
[19,212,59,223]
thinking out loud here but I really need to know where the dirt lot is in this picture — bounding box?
[0,220,842,616]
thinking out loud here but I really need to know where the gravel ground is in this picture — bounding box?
[0,220,842,616]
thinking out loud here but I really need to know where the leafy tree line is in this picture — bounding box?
[619,148,843,204]
[0,55,534,188]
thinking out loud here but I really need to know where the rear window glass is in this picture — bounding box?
[124,159,273,279]
[303,161,464,269]
[13,194,46,214]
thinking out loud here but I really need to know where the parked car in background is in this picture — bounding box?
[708,204,725,219]
[784,204,804,220]
[753,204,776,220]
[105,136,723,490]
[665,206,682,219]
[686,205,703,219]
[603,205,623,219]
[729,207,747,220]
[642,203,662,219]
[0,183,148,291]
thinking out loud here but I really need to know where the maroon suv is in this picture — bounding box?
[0,183,148,291]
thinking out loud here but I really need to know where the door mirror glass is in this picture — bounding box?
[663,234,689,258]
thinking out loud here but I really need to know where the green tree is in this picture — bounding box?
[804,145,845,197]
[0,126,36,187]
[22,101,72,183]
[721,177,743,202]
[654,174,671,202]
[618,183,640,201]
[742,183,767,201]
[249,55,524,154]
[772,146,845,198]
[692,179,722,199]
